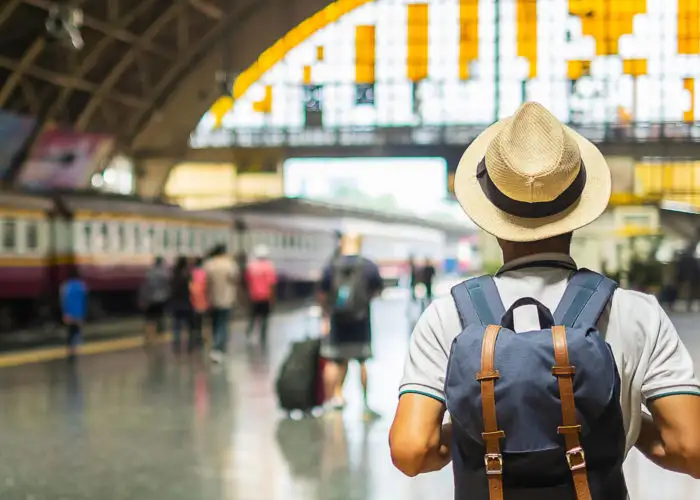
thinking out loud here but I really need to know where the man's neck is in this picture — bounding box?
[499,237,572,264]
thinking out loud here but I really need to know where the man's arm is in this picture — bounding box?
[390,301,453,476]
[636,401,700,477]
[635,302,700,478]
[390,393,452,477]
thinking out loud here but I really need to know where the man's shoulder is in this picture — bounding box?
[413,295,463,344]
[607,286,665,343]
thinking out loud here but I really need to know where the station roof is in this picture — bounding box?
[0,0,312,152]
[228,197,472,237]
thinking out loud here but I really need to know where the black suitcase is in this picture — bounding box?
[276,337,322,413]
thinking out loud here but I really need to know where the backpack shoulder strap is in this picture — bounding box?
[553,269,618,330]
[450,276,506,327]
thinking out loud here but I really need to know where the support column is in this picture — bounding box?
[135,158,178,199]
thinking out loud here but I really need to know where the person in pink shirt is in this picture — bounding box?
[245,245,278,346]
[189,256,209,350]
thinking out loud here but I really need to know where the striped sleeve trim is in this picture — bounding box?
[398,384,446,403]
[646,390,700,403]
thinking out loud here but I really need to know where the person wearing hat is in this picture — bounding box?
[389,103,700,481]
[245,244,277,347]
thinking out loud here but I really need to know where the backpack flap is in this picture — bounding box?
[445,324,618,455]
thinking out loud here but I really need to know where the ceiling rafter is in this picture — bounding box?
[0,0,23,27]
[129,0,266,140]
[21,0,177,59]
[44,0,164,124]
[0,39,46,108]
[76,3,187,130]
[0,55,148,108]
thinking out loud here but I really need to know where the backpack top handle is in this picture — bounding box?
[500,297,555,331]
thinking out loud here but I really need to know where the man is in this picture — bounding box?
[420,256,436,302]
[139,256,170,346]
[60,267,87,359]
[245,244,277,347]
[319,233,383,417]
[204,244,239,363]
[390,103,700,486]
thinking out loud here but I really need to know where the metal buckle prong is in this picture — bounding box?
[566,446,586,471]
[484,453,503,475]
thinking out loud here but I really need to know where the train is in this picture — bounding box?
[0,192,463,332]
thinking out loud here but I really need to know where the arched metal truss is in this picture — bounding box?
[0,0,262,149]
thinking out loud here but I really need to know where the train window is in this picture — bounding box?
[98,222,108,252]
[147,226,156,252]
[176,228,184,252]
[83,223,92,252]
[25,221,38,251]
[117,224,126,251]
[134,224,142,253]
[163,226,170,250]
[2,218,16,251]
[188,229,196,252]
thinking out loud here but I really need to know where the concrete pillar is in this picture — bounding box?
[135,158,177,199]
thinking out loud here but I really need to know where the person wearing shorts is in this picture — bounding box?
[318,233,383,418]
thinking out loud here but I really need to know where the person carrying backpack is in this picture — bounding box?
[390,102,700,498]
[318,232,383,418]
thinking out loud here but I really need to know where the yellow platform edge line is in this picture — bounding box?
[0,333,173,369]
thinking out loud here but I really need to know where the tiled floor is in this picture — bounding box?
[0,290,697,499]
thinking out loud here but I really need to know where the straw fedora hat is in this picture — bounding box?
[454,102,611,243]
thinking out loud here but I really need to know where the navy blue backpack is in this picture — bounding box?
[445,270,627,500]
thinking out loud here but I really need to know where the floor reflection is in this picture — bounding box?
[0,291,696,499]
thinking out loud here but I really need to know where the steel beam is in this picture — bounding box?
[0,55,148,108]
[76,3,186,130]
[21,0,176,59]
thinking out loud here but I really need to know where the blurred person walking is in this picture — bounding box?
[245,244,278,347]
[60,267,87,359]
[318,233,383,418]
[205,244,239,363]
[189,256,209,350]
[170,256,194,353]
[139,256,170,346]
[420,256,436,302]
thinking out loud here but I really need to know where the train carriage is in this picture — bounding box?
[0,193,54,330]
[0,193,469,332]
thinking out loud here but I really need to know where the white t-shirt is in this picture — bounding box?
[399,253,700,454]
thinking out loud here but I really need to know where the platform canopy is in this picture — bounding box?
[0,0,335,156]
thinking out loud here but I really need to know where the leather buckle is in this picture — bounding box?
[484,453,503,475]
[566,446,586,471]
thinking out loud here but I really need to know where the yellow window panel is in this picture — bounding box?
[355,25,376,84]
[517,0,537,79]
[567,60,591,80]
[569,0,646,56]
[685,78,695,122]
[623,58,647,76]
[407,3,429,82]
[459,0,479,80]
[679,0,700,54]
[252,86,273,114]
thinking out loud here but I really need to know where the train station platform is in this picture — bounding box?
[0,280,698,499]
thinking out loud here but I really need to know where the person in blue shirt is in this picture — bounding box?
[60,267,87,358]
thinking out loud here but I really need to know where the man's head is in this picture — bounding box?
[253,244,270,260]
[339,232,363,256]
[211,244,226,257]
[453,102,611,257]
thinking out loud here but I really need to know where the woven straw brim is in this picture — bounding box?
[454,120,611,243]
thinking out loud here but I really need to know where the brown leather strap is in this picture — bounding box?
[551,325,592,500]
[476,325,505,500]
